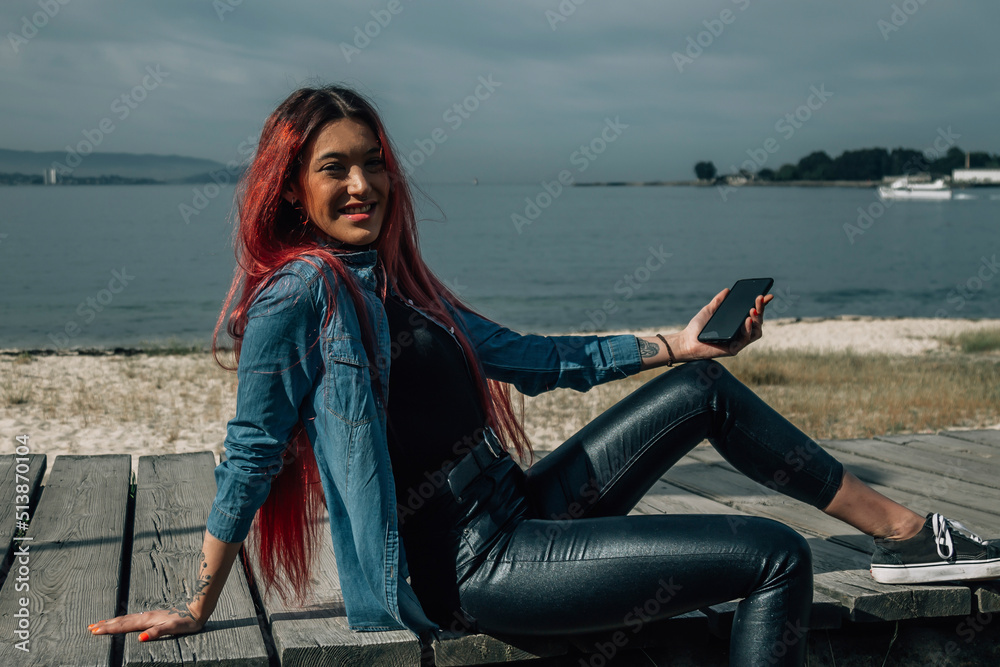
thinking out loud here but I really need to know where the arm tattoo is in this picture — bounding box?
[165,550,211,620]
[191,550,212,603]
[192,573,212,600]
[638,338,660,359]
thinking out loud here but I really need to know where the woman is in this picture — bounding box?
[89,86,999,666]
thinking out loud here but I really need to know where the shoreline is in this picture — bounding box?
[4,315,999,358]
[574,180,1000,189]
[575,179,880,188]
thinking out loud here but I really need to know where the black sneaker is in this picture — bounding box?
[870,513,1000,584]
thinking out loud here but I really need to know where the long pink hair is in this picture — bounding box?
[213,85,531,604]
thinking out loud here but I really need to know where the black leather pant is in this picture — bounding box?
[411,360,845,667]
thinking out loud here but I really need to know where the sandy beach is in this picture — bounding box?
[3,315,999,487]
[614,315,1000,356]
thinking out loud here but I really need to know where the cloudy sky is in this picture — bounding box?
[1,0,997,184]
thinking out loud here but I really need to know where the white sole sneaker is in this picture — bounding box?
[870,513,1000,585]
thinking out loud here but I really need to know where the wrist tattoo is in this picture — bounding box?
[192,573,212,600]
[168,550,212,619]
[638,338,660,359]
[167,605,195,620]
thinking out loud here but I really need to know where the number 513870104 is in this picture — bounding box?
[14,434,32,510]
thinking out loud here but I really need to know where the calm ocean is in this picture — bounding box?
[1,183,997,350]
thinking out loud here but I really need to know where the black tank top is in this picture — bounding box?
[383,294,487,513]
[383,294,489,623]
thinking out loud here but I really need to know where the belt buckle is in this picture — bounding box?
[446,427,505,502]
[482,426,505,459]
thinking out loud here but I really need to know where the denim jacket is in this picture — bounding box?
[205,248,643,634]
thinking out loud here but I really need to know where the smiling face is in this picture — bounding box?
[287,118,390,246]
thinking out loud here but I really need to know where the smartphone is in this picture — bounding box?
[697,278,774,344]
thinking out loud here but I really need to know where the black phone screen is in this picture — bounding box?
[697,278,774,344]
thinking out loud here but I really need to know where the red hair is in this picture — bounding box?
[213,85,531,605]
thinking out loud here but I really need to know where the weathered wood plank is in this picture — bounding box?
[806,537,970,622]
[814,441,1000,513]
[681,448,1000,549]
[666,453,873,553]
[245,517,420,667]
[0,453,46,575]
[432,630,567,666]
[124,452,269,666]
[942,429,1000,449]
[636,474,971,622]
[840,455,1000,532]
[972,582,1000,613]
[819,437,1000,491]
[0,454,130,666]
[876,433,999,463]
[676,446,998,619]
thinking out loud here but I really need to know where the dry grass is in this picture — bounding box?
[722,350,1000,439]
[940,327,1000,354]
[0,374,32,406]
[520,350,1000,451]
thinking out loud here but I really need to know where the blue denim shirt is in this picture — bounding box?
[205,248,643,634]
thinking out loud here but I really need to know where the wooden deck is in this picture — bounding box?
[1,429,999,666]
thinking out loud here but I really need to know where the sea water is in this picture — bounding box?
[1,183,997,349]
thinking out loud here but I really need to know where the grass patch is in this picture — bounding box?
[520,349,1000,448]
[2,386,31,406]
[720,350,1000,439]
[1,375,31,406]
[940,328,1000,354]
[12,352,33,365]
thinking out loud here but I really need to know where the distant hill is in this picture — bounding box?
[0,148,235,183]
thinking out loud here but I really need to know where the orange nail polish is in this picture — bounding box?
[139,632,149,642]
[88,624,96,629]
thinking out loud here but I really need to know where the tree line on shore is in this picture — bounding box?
[694,146,1000,183]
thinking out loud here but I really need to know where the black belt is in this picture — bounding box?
[446,427,507,501]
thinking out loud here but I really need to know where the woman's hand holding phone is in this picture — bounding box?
[636,279,774,370]
[676,287,774,361]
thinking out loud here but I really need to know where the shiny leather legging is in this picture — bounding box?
[439,360,845,667]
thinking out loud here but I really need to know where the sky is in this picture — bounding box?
[1,0,997,184]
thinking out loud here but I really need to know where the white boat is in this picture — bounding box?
[877,177,952,201]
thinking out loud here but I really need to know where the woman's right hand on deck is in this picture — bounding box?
[89,531,243,641]
[88,604,207,641]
